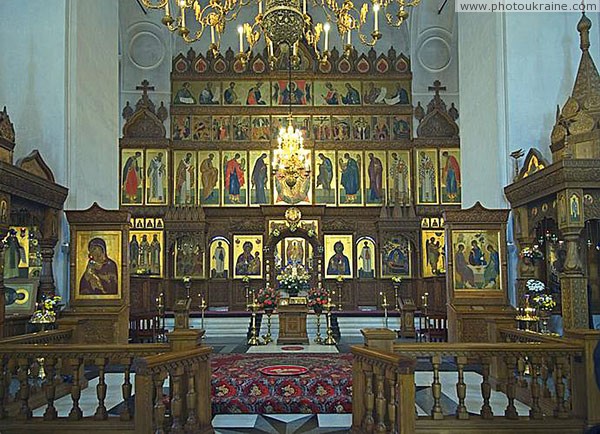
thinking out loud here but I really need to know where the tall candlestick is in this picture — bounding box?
[373,3,379,33]
[323,22,330,52]
[238,25,244,53]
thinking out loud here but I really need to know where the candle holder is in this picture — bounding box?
[199,295,207,333]
[335,278,343,311]
[262,309,274,344]
[393,282,400,311]
[314,307,324,344]
[155,292,165,342]
[516,294,539,331]
[243,276,250,311]
[381,292,390,329]
[183,276,192,299]
[247,298,263,346]
[323,298,337,345]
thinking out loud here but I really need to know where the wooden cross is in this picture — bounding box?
[428,80,446,96]
[136,80,155,97]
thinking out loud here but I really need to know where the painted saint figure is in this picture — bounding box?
[368,153,383,202]
[199,154,218,201]
[327,241,351,276]
[322,82,340,105]
[129,235,140,270]
[212,241,227,278]
[246,82,267,105]
[176,153,195,205]
[389,153,409,206]
[235,241,255,275]
[442,151,461,201]
[199,82,218,104]
[425,237,441,275]
[468,240,485,266]
[225,154,245,204]
[483,245,499,288]
[418,153,436,203]
[340,153,360,203]
[223,82,239,105]
[173,82,196,105]
[359,241,374,278]
[316,153,333,196]
[286,240,304,266]
[342,83,361,105]
[139,235,151,268]
[150,234,161,275]
[122,151,142,202]
[251,153,269,204]
[147,152,165,203]
[455,244,474,288]
[79,237,118,295]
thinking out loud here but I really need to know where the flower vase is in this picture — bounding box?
[539,311,550,334]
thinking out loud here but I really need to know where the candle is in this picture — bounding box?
[323,22,330,52]
[259,0,262,14]
[373,3,380,33]
[210,26,215,44]
[269,40,274,57]
[238,25,244,53]
[293,42,298,57]
[346,29,351,45]
[180,3,186,28]
[165,0,170,16]
[303,0,307,14]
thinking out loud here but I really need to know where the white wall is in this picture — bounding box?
[459,12,600,209]
[0,0,119,299]
[0,0,68,181]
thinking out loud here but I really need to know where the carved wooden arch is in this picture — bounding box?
[264,226,323,288]
[15,150,56,183]
[122,107,167,139]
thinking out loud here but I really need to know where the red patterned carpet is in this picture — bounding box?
[211,353,353,414]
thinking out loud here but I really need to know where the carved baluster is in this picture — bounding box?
[184,364,199,432]
[364,365,375,432]
[16,357,32,420]
[529,355,542,419]
[431,355,443,420]
[94,358,109,419]
[374,364,387,433]
[516,356,527,388]
[504,355,518,419]
[540,357,552,398]
[43,357,58,420]
[386,368,397,434]
[455,356,468,419]
[170,367,184,434]
[153,372,166,434]
[554,357,569,419]
[120,358,133,421]
[68,358,83,420]
[480,357,493,419]
[0,356,7,419]
[564,358,573,416]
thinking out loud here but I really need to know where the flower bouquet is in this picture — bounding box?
[276,264,310,296]
[532,293,556,313]
[30,294,62,324]
[256,286,280,312]
[308,287,329,313]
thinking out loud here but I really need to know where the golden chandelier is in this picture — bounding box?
[141,0,421,65]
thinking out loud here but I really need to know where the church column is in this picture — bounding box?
[557,189,589,330]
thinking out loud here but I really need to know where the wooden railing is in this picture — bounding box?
[134,346,213,434]
[356,328,600,433]
[0,342,172,433]
[0,328,74,345]
[351,345,416,434]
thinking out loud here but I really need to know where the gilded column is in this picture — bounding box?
[557,190,589,330]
